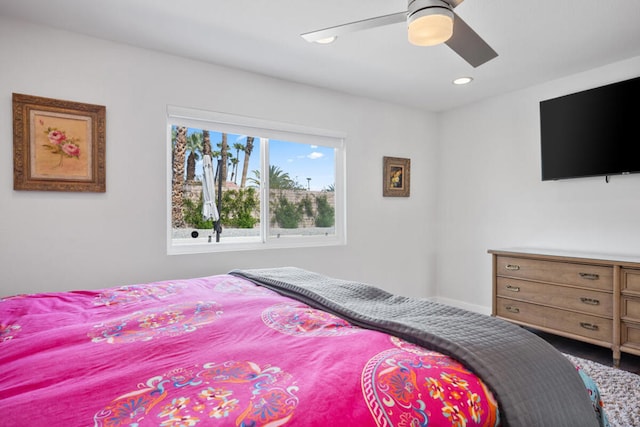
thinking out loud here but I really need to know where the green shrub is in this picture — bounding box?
[220,188,259,228]
[315,194,335,227]
[182,196,214,229]
[300,195,314,217]
[273,195,302,228]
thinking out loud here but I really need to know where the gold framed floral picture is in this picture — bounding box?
[13,93,106,192]
[383,156,410,197]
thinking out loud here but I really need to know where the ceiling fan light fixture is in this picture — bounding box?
[407,0,454,46]
[315,36,337,44]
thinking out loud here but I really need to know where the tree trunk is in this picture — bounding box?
[203,130,211,156]
[186,152,196,181]
[240,136,254,188]
[171,126,187,228]
[220,133,228,185]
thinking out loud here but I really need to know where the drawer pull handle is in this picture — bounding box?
[505,285,521,292]
[580,322,599,331]
[505,305,520,314]
[580,297,600,305]
[579,273,600,280]
[505,264,520,271]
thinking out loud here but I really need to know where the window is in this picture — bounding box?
[167,106,346,254]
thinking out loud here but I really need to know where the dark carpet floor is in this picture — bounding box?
[529,329,640,375]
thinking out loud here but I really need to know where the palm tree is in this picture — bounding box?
[247,165,296,189]
[185,131,203,181]
[203,129,211,156]
[230,157,240,183]
[171,126,187,228]
[240,136,254,188]
[226,152,236,181]
[247,169,260,188]
[212,147,221,184]
[219,133,228,186]
[269,165,296,189]
[231,141,245,184]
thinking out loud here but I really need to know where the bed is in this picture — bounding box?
[0,267,609,427]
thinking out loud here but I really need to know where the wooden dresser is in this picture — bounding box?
[489,248,640,366]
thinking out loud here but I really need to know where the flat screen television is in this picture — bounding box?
[539,76,640,181]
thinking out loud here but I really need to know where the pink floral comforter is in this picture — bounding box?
[1,274,501,426]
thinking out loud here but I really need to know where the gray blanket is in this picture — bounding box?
[230,267,600,427]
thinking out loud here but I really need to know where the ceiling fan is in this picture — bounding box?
[301,0,497,68]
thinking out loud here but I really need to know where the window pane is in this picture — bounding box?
[167,106,345,254]
[268,139,336,239]
[170,125,261,245]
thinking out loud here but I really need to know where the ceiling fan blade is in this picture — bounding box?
[447,0,465,7]
[445,12,497,67]
[301,12,406,43]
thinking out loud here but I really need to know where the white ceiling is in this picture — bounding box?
[2,0,640,112]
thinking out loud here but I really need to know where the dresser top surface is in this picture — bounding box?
[488,248,640,267]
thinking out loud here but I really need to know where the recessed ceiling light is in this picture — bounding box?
[315,36,337,44]
[453,76,473,85]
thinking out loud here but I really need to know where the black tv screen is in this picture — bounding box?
[540,76,640,181]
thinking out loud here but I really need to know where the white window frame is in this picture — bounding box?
[167,105,347,254]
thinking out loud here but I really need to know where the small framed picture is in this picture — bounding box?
[13,93,106,192]
[383,156,410,197]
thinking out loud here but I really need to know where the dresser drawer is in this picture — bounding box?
[621,296,640,322]
[496,297,612,343]
[621,321,640,352]
[622,268,640,294]
[496,256,613,290]
[496,277,612,317]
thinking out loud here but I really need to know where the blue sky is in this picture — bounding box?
[185,129,335,191]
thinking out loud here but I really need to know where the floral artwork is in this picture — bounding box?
[42,123,81,166]
[390,166,403,188]
[13,93,106,192]
[31,113,91,180]
[383,156,410,197]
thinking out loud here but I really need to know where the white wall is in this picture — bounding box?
[0,17,439,298]
[436,56,640,314]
